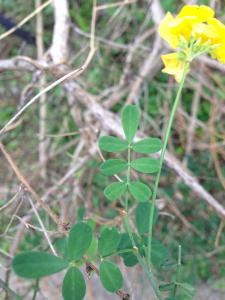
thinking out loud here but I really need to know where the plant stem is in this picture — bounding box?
[172,245,182,297]
[147,62,190,271]
[124,144,136,247]
[123,144,162,300]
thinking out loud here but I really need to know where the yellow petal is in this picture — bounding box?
[159,12,196,48]
[158,12,179,48]
[207,18,225,38]
[161,53,187,82]
[192,23,218,42]
[207,18,225,63]
[211,45,225,63]
[178,5,214,21]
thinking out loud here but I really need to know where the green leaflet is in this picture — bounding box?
[99,136,128,152]
[131,157,160,174]
[133,138,162,153]
[68,222,92,261]
[100,159,127,176]
[104,182,127,201]
[99,261,123,293]
[98,227,121,257]
[62,267,86,300]
[121,105,140,143]
[129,181,152,202]
[13,252,68,279]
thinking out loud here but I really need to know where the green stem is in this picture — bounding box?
[123,144,162,300]
[124,144,136,247]
[147,62,190,271]
[172,245,182,297]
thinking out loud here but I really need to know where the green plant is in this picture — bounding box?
[12,105,194,300]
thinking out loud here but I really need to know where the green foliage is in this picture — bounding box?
[104,182,127,201]
[98,227,121,257]
[131,157,160,173]
[121,105,140,143]
[100,159,127,176]
[11,104,197,300]
[99,105,160,206]
[99,136,128,152]
[117,233,139,267]
[133,138,162,153]
[99,261,123,292]
[54,237,68,256]
[62,267,86,300]
[77,205,86,221]
[159,282,175,292]
[12,252,68,279]
[68,222,92,261]
[151,239,169,269]
[176,282,195,299]
[129,181,152,202]
[135,202,158,235]
[12,222,92,300]
[86,237,98,258]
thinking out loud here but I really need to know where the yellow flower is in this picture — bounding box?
[192,23,218,43]
[159,12,194,48]
[177,5,214,21]
[161,53,187,83]
[207,18,225,63]
[159,5,214,49]
[159,5,225,81]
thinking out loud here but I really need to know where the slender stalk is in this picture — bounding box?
[124,144,162,300]
[172,245,182,297]
[147,62,190,271]
[124,144,136,246]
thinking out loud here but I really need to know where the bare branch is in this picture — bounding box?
[0,0,52,42]
[49,0,70,64]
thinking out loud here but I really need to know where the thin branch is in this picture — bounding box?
[26,195,57,255]
[0,187,21,212]
[0,51,95,137]
[96,0,136,11]
[36,0,47,179]
[0,0,52,42]
[0,142,67,230]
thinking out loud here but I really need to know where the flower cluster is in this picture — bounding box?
[159,5,225,82]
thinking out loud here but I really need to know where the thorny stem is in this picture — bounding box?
[147,62,190,271]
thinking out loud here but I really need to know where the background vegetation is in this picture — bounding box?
[0,0,224,299]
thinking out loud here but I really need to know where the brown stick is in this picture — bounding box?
[0,142,67,230]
